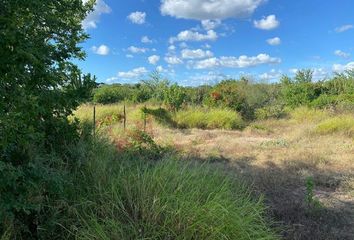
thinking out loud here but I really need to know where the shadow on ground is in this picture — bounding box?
[182,154,354,240]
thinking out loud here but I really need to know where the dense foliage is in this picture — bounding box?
[93,69,354,120]
[0,0,95,238]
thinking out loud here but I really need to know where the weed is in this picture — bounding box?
[305,177,322,210]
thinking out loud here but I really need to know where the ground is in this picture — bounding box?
[147,119,354,240]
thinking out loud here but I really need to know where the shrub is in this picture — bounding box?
[314,115,354,137]
[93,85,128,104]
[174,107,245,130]
[164,84,186,111]
[311,93,354,111]
[255,105,287,120]
[0,1,95,237]
[280,70,323,108]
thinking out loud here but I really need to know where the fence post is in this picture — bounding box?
[123,103,126,131]
[143,104,147,132]
[93,105,96,138]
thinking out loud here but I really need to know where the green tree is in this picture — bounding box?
[0,0,95,237]
[164,84,186,111]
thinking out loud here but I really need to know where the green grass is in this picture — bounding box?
[314,115,354,137]
[174,107,245,130]
[290,107,330,123]
[0,131,277,239]
[72,142,277,239]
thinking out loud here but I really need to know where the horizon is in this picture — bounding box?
[78,0,354,86]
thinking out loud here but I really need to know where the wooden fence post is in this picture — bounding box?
[123,104,126,131]
[93,105,96,138]
[143,104,147,132]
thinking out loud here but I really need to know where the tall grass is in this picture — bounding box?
[314,115,354,137]
[290,107,330,123]
[174,107,245,130]
[72,143,277,239]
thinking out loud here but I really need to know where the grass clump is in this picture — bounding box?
[75,154,278,240]
[314,115,354,137]
[174,107,245,130]
[290,107,330,123]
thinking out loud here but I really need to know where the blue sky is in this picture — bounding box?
[78,0,354,86]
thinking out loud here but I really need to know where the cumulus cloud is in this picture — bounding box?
[333,62,354,72]
[141,36,153,43]
[254,15,279,30]
[128,11,146,24]
[148,55,160,65]
[289,68,329,80]
[267,37,281,46]
[160,0,265,20]
[118,67,148,79]
[82,0,111,29]
[127,46,148,54]
[91,44,110,55]
[335,24,353,33]
[181,49,213,59]
[185,72,228,86]
[164,56,183,65]
[259,69,282,81]
[192,54,281,69]
[201,19,222,30]
[170,30,218,43]
[334,50,350,59]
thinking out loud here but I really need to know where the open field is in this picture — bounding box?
[75,104,354,240]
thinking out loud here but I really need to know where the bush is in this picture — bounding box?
[164,84,186,111]
[174,107,245,130]
[255,105,287,120]
[93,85,128,104]
[310,94,354,111]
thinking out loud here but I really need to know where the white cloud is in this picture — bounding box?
[289,68,329,80]
[126,54,134,58]
[91,45,110,55]
[160,0,265,20]
[128,11,146,24]
[335,24,353,33]
[156,65,166,73]
[333,62,354,72]
[267,37,281,46]
[170,30,218,43]
[141,36,153,43]
[334,50,350,59]
[168,45,176,51]
[254,15,279,30]
[82,0,111,29]
[164,56,183,65]
[192,54,281,69]
[148,55,160,65]
[186,72,227,86]
[181,49,213,59]
[118,67,148,79]
[201,19,222,30]
[313,68,329,80]
[259,69,282,81]
[127,46,148,54]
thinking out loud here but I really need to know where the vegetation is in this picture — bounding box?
[174,107,245,130]
[2,1,354,239]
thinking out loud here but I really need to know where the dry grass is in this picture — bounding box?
[151,119,354,240]
[75,105,354,239]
